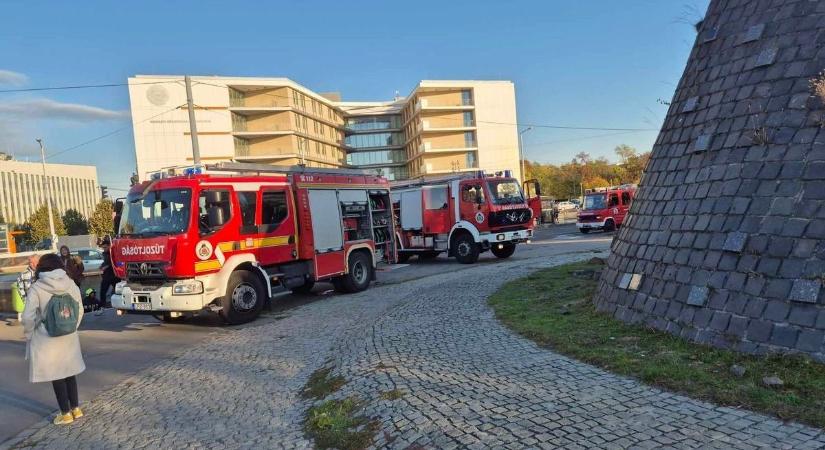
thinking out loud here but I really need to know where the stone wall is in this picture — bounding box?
[595,0,825,359]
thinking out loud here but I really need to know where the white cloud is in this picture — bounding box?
[0,98,129,121]
[0,69,28,86]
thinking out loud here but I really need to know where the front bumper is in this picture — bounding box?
[111,280,210,313]
[577,220,606,229]
[480,228,533,244]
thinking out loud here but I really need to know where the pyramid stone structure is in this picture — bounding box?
[595,0,825,359]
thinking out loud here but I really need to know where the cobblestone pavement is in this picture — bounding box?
[6,242,825,449]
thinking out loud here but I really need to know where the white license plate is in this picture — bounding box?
[582,224,591,228]
[132,303,152,311]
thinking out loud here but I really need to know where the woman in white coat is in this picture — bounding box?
[22,253,86,425]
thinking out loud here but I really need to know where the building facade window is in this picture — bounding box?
[345,115,401,131]
[461,90,473,106]
[464,131,476,147]
[346,149,406,166]
[463,111,474,127]
[466,151,477,168]
[344,132,403,149]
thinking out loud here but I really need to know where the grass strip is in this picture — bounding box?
[489,260,825,428]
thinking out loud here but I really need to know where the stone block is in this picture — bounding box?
[788,305,817,327]
[790,280,822,303]
[628,274,643,291]
[740,23,765,44]
[618,273,631,290]
[763,301,790,322]
[770,325,799,348]
[746,319,772,343]
[796,330,824,353]
[722,232,747,252]
[682,96,699,112]
[727,315,748,338]
[710,311,731,331]
[694,134,712,152]
[687,286,709,306]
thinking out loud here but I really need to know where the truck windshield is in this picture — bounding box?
[486,180,525,205]
[119,188,192,236]
[583,194,606,210]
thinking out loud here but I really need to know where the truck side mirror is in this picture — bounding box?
[112,198,124,235]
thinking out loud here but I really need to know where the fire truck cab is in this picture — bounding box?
[576,184,636,233]
[392,170,534,264]
[109,163,396,324]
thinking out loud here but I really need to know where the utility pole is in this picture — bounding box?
[518,127,533,183]
[184,75,201,165]
[35,139,57,251]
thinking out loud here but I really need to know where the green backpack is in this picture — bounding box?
[41,294,79,337]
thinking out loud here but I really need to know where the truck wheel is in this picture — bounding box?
[579,228,590,234]
[604,220,615,232]
[291,278,315,294]
[491,243,516,259]
[452,233,479,264]
[341,251,373,293]
[221,270,265,324]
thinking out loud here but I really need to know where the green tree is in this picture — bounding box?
[62,209,89,235]
[23,205,66,245]
[89,199,115,237]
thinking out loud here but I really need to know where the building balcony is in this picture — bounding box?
[416,142,478,154]
[420,120,475,132]
[415,98,474,111]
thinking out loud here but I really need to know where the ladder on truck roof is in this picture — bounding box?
[390,170,490,190]
[204,162,379,177]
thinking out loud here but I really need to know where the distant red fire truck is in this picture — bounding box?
[110,163,396,324]
[576,184,636,233]
[391,170,535,264]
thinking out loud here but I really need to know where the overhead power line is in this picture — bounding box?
[0,80,179,94]
[48,103,186,159]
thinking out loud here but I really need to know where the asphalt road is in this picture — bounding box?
[0,223,612,444]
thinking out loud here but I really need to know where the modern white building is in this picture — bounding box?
[0,158,99,224]
[128,76,521,182]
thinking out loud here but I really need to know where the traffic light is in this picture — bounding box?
[100,186,108,199]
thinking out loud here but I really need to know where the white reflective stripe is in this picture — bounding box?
[215,247,226,265]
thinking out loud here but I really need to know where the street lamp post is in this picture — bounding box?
[35,139,57,251]
[518,127,533,183]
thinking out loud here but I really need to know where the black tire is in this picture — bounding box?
[490,243,516,259]
[291,278,315,294]
[579,228,590,234]
[341,251,373,293]
[220,270,265,324]
[604,220,616,232]
[452,233,480,264]
[417,251,439,261]
[331,277,347,293]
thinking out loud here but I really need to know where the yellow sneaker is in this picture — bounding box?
[53,413,74,425]
[71,407,83,419]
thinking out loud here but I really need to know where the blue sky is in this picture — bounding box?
[0,0,709,192]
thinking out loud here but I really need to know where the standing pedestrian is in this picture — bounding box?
[58,245,85,287]
[98,238,119,308]
[21,253,86,425]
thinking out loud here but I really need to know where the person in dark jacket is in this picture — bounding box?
[98,238,120,308]
[59,246,84,287]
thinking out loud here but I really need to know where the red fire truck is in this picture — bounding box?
[109,162,396,324]
[576,184,636,233]
[391,170,535,264]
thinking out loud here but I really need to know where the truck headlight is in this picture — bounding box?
[114,281,126,295]
[173,280,204,295]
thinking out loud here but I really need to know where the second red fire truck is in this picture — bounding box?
[576,184,636,233]
[391,170,535,264]
[110,163,396,324]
